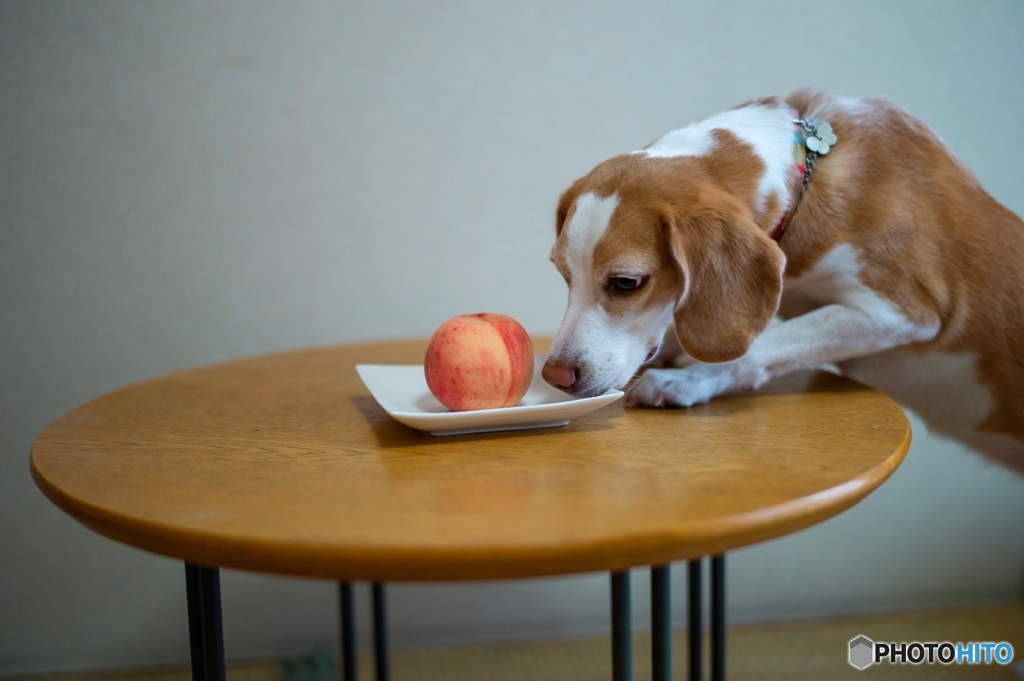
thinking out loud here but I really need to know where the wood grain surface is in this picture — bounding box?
[31,339,910,581]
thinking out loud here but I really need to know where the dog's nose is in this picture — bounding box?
[542,357,577,390]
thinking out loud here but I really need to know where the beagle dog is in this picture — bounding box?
[542,90,1024,473]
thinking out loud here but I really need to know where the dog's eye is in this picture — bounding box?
[608,275,647,293]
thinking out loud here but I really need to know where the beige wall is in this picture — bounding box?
[2,0,1023,674]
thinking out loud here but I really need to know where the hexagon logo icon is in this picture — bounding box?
[849,635,875,670]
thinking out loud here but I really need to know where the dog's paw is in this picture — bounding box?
[625,363,770,409]
[625,367,721,408]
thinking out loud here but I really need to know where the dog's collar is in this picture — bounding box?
[767,112,837,242]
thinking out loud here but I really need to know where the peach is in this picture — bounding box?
[424,313,535,411]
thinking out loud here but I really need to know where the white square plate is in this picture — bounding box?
[356,360,623,436]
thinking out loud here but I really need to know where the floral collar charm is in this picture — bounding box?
[799,117,837,155]
[769,113,838,241]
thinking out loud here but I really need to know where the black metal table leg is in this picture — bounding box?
[339,583,357,681]
[185,563,225,681]
[711,555,726,681]
[651,566,671,681]
[372,583,390,681]
[611,571,632,681]
[688,560,702,681]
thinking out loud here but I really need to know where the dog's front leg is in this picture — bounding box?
[626,302,935,408]
[626,361,760,408]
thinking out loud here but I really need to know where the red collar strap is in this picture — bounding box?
[768,113,836,242]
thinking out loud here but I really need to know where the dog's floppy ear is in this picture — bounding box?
[663,203,785,363]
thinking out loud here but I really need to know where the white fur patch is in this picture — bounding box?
[843,349,992,435]
[639,104,798,213]
[561,191,619,283]
[790,240,987,433]
[783,244,940,347]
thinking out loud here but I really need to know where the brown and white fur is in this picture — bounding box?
[542,90,1024,473]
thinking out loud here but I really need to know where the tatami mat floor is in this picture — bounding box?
[17,604,1024,681]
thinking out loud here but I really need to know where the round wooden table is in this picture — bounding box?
[31,339,910,681]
